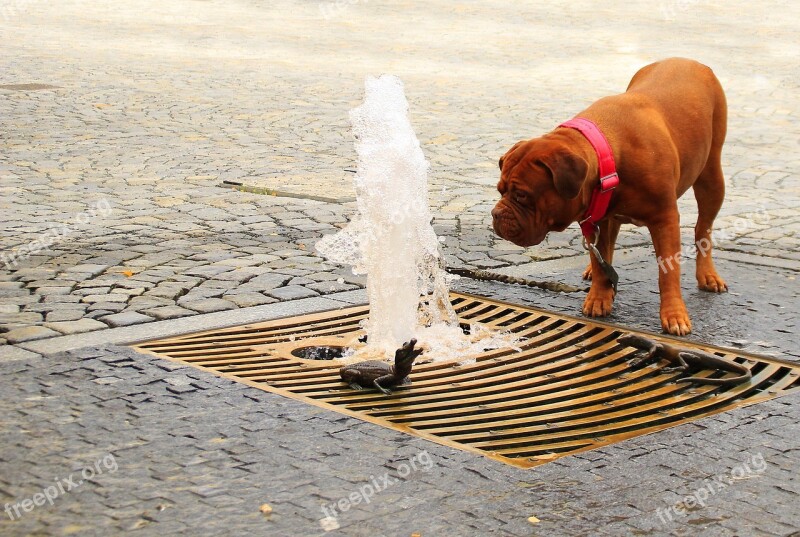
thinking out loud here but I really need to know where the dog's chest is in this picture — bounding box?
[613,214,647,227]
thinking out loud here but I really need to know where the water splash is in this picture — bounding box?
[317,75,518,362]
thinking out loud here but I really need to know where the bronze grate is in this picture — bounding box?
[132,293,800,468]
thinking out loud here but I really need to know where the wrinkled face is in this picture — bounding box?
[491,138,588,247]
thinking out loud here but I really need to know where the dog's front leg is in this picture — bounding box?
[582,226,616,318]
[650,214,692,335]
[582,219,621,281]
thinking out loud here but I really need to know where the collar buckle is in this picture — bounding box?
[599,172,619,193]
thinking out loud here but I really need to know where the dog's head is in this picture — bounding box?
[491,137,589,247]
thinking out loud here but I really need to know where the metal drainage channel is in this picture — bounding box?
[133,292,800,469]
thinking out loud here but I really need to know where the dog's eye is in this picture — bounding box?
[514,192,528,203]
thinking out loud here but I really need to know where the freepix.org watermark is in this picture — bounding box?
[5,453,118,521]
[660,0,703,21]
[318,0,367,20]
[320,450,433,524]
[656,452,766,525]
[0,199,112,269]
[1,0,34,22]
[656,205,770,274]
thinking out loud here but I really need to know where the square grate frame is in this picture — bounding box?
[132,292,800,469]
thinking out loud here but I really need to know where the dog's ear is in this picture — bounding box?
[538,148,589,199]
[499,140,526,171]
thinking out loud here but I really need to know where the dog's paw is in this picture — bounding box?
[697,272,728,293]
[582,290,614,317]
[660,307,692,336]
[582,264,592,281]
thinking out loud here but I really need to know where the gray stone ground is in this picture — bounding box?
[1,259,799,537]
[1,0,799,535]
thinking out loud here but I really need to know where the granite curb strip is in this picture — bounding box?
[17,292,367,355]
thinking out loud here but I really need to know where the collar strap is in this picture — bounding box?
[558,118,619,238]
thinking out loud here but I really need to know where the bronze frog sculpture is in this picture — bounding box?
[339,339,422,395]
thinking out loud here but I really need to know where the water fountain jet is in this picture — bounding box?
[317,75,517,362]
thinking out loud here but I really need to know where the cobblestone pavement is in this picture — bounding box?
[1,0,799,535]
[0,260,798,537]
[1,0,799,358]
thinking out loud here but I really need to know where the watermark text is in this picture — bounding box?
[5,453,118,521]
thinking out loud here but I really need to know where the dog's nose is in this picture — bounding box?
[491,207,501,220]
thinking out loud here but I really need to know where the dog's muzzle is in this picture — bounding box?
[492,204,549,247]
[491,205,520,241]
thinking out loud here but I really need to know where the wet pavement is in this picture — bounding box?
[1,256,799,537]
[1,0,799,535]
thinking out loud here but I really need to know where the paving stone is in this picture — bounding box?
[0,311,42,325]
[85,309,115,320]
[81,294,129,304]
[42,294,82,304]
[141,306,197,320]
[145,285,194,300]
[26,279,77,289]
[92,375,123,385]
[178,289,226,303]
[87,302,127,313]
[197,279,240,292]
[222,293,277,308]
[75,279,124,289]
[179,298,237,314]
[265,285,320,300]
[110,287,146,296]
[0,345,41,362]
[72,287,112,296]
[127,296,174,309]
[5,326,60,343]
[288,276,316,286]
[248,273,291,289]
[212,257,262,268]
[307,281,360,294]
[264,259,300,270]
[22,303,62,313]
[45,308,88,322]
[61,264,109,276]
[211,268,262,283]
[44,318,107,335]
[12,268,56,281]
[30,285,75,296]
[100,312,155,327]
[113,281,155,291]
[244,254,280,263]
[0,287,30,298]
[182,265,234,278]
[457,252,488,262]
[473,259,508,269]
[492,253,532,264]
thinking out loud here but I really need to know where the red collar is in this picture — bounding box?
[558,118,619,238]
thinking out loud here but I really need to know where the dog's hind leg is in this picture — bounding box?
[692,93,728,293]
[693,164,727,292]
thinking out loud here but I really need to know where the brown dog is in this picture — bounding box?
[492,58,728,336]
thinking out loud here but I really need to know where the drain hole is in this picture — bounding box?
[291,345,346,361]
